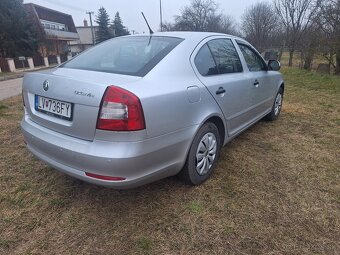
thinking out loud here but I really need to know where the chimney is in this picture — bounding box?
[83,19,88,27]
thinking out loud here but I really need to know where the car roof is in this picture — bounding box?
[130,31,244,41]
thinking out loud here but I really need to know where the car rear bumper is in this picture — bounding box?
[21,115,197,189]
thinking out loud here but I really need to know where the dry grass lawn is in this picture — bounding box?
[0,68,339,254]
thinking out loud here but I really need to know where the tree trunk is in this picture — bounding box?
[304,51,314,70]
[304,57,312,70]
[335,50,340,75]
[288,50,294,67]
[278,43,284,62]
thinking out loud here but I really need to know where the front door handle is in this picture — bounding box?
[253,80,260,86]
[216,87,226,95]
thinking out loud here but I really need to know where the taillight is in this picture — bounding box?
[96,86,145,131]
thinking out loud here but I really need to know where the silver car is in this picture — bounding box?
[21,32,284,189]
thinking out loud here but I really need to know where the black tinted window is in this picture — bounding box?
[62,36,183,77]
[207,39,243,74]
[238,44,266,72]
[194,44,218,76]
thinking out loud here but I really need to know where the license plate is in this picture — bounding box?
[35,95,73,121]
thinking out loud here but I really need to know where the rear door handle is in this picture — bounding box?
[253,80,260,86]
[216,87,226,95]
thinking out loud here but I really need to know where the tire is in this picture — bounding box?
[265,88,283,121]
[179,122,221,185]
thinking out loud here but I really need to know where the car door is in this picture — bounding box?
[191,37,254,137]
[236,41,277,117]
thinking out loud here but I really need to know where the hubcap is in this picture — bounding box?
[274,93,282,116]
[196,132,217,176]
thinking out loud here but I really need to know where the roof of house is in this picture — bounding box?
[24,3,79,40]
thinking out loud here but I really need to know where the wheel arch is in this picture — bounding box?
[178,113,227,173]
[280,82,285,94]
[204,116,226,146]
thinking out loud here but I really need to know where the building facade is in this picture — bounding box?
[69,20,98,55]
[24,3,79,62]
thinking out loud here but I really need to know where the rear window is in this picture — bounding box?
[62,36,184,77]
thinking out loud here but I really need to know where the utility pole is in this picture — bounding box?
[86,11,95,45]
[160,0,163,32]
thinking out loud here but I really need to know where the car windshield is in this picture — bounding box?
[62,36,184,77]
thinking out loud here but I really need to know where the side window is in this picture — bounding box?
[207,39,243,74]
[238,44,266,72]
[194,44,218,76]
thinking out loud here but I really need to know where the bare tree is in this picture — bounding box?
[174,0,217,31]
[317,0,340,74]
[161,21,175,32]
[206,13,239,34]
[242,2,280,52]
[299,23,322,70]
[172,0,239,34]
[274,0,320,66]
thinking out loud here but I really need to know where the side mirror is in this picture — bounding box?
[268,60,281,71]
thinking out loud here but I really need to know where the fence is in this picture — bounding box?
[0,53,72,73]
[14,57,29,69]
[0,57,10,72]
[60,54,68,63]
[48,55,58,65]
[32,55,45,67]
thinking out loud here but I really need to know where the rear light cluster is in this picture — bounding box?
[97,86,145,131]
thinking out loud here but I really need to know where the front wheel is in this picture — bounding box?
[178,122,221,185]
[265,88,283,121]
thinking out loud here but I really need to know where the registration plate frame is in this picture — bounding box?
[35,95,73,121]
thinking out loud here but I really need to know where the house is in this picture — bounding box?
[24,3,79,64]
[69,20,98,55]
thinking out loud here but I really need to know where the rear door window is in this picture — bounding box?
[194,38,243,76]
[238,43,267,72]
[207,39,243,74]
[194,44,218,76]
[62,36,184,77]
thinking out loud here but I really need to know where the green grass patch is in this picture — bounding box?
[186,201,203,214]
[136,236,153,253]
[281,67,340,94]
[0,104,9,117]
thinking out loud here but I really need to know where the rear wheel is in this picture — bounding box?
[265,88,283,121]
[179,122,221,185]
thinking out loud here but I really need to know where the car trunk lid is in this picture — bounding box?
[23,68,141,141]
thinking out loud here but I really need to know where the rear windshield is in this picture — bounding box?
[62,36,184,77]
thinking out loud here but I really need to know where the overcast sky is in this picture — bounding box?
[23,0,270,33]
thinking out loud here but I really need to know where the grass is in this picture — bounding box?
[0,68,339,254]
[0,104,8,115]
[280,51,338,75]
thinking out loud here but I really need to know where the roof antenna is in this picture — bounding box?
[141,12,154,35]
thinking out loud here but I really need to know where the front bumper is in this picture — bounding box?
[21,115,197,189]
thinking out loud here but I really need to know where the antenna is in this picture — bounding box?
[141,12,154,35]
